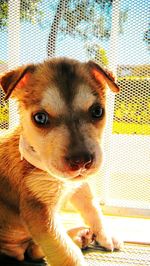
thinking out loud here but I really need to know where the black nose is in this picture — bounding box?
[66,152,94,171]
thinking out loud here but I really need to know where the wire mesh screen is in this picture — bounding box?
[0,0,149,214]
[84,244,150,266]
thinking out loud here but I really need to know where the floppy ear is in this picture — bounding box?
[88,61,120,93]
[0,64,35,100]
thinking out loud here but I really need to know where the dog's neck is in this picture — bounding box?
[19,135,46,171]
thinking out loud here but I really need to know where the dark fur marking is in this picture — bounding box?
[47,59,88,105]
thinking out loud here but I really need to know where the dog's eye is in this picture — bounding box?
[33,112,49,126]
[90,104,103,120]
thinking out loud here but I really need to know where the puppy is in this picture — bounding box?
[0,58,122,266]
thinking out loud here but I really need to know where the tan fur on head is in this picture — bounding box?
[0,58,122,265]
[0,58,119,181]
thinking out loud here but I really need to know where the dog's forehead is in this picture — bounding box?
[41,86,67,115]
[48,59,88,104]
[40,60,99,114]
[72,84,97,111]
[41,84,97,115]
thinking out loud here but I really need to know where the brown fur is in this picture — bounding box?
[0,58,122,266]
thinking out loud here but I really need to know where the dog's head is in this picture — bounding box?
[0,58,120,181]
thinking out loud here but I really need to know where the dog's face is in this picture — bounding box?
[0,58,119,181]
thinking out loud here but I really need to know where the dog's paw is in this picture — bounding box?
[67,227,94,249]
[95,231,123,251]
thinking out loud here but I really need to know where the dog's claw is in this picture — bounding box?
[68,227,94,249]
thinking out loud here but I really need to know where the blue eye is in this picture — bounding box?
[33,112,49,126]
[90,104,103,119]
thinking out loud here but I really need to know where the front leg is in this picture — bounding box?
[70,182,123,251]
[20,174,87,266]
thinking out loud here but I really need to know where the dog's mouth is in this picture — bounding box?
[72,174,87,181]
[43,160,96,182]
[45,166,88,181]
[68,171,86,181]
[71,167,89,179]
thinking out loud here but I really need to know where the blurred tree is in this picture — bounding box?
[0,0,128,60]
[47,0,128,57]
[0,0,42,30]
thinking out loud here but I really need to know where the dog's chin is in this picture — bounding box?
[45,168,87,182]
[44,163,100,183]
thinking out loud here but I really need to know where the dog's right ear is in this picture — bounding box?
[88,61,120,93]
[0,64,35,100]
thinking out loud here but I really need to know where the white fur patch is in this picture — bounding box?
[72,85,96,111]
[41,87,67,116]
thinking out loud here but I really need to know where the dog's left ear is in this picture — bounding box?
[88,61,120,93]
[0,64,35,100]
